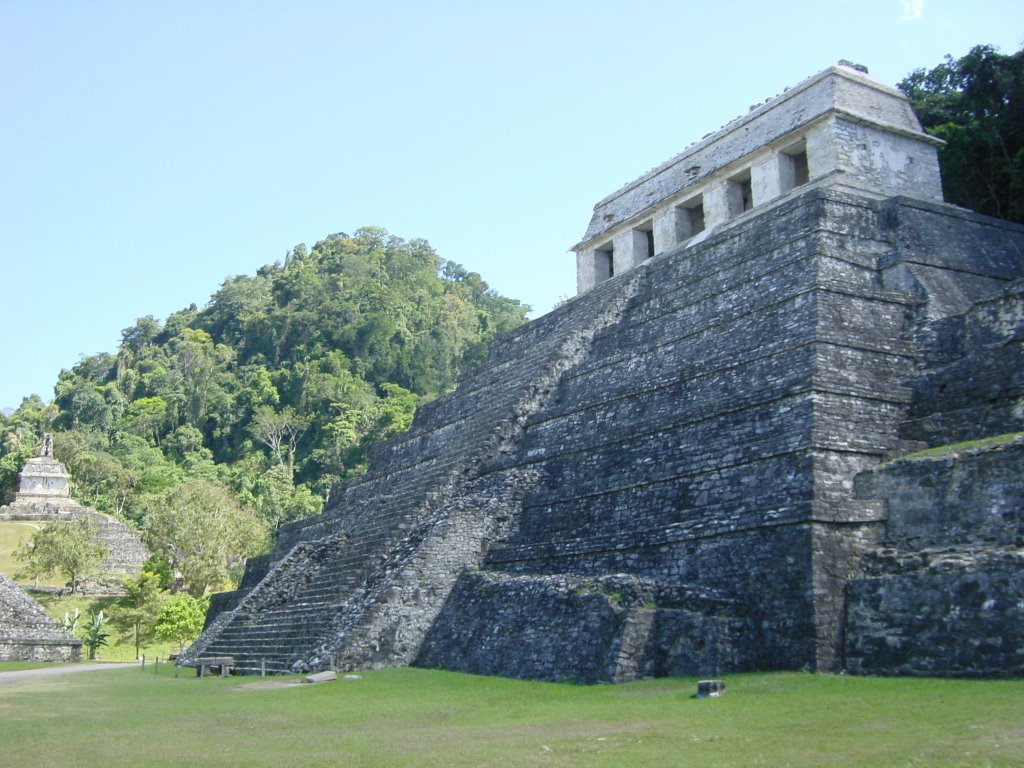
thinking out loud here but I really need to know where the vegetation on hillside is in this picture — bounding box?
[0,227,528,596]
[899,43,1024,224]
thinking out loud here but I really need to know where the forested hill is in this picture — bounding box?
[0,227,530,538]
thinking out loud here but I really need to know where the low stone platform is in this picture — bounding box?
[0,574,81,662]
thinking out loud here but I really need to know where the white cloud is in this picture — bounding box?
[899,0,926,21]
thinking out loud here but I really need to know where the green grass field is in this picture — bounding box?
[0,661,75,672]
[0,667,1021,767]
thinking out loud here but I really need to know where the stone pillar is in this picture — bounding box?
[576,247,615,293]
[654,208,686,254]
[613,229,650,271]
[576,249,600,294]
[703,181,732,230]
[752,154,782,205]
[806,121,837,185]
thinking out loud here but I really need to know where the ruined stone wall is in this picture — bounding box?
[856,441,1024,551]
[416,571,763,682]
[899,282,1024,446]
[0,574,82,662]
[843,276,1024,677]
[845,547,1024,677]
[0,501,149,577]
[880,199,1024,320]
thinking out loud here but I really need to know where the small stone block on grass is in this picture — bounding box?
[696,679,725,698]
[303,671,338,684]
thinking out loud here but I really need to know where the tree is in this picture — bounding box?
[111,572,167,658]
[120,315,162,357]
[142,553,175,590]
[82,610,110,660]
[167,329,235,429]
[14,518,108,593]
[250,405,309,469]
[119,396,169,444]
[0,445,34,505]
[899,44,1024,223]
[142,480,268,596]
[197,274,274,358]
[154,593,208,652]
[58,439,135,517]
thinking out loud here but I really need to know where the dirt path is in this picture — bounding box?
[0,663,136,687]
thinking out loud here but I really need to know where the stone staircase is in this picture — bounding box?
[181,269,646,674]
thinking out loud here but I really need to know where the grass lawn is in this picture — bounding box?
[0,661,77,672]
[0,667,1021,767]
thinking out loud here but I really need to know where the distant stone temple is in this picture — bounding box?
[184,63,1024,680]
[0,435,149,579]
[0,573,81,662]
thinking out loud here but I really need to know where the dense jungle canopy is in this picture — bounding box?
[0,228,528,590]
[899,43,1024,224]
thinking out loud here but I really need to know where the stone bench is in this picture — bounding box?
[196,656,235,678]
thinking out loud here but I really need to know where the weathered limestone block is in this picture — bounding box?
[845,548,1024,676]
[303,670,337,684]
[696,679,726,698]
[856,439,1024,550]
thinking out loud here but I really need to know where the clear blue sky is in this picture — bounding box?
[1,0,1021,410]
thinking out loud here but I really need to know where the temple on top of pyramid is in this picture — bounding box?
[572,61,944,294]
[0,434,150,579]
[184,63,1024,681]
[9,433,71,505]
